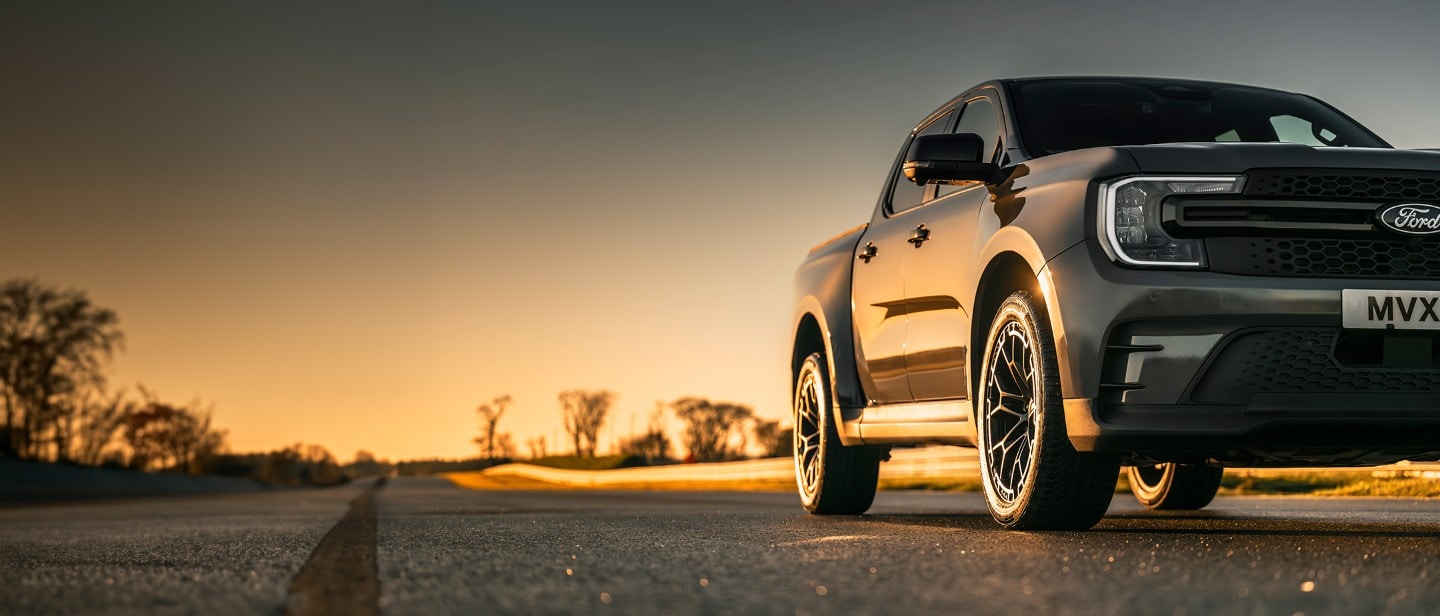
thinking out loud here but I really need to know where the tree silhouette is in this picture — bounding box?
[120,388,227,473]
[558,389,613,457]
[525,435,548,459]
[620,402,671,460]
[672,397,754,461]
[67,389,134,466]
[752,419,792,458]
[0,279,123,460]
[472,394,512,460]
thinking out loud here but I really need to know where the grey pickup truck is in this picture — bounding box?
[790,76,1440,530]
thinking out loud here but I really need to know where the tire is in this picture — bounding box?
[793,351,882,514]
[1127,463,1223,510]
[976,291,1120,530]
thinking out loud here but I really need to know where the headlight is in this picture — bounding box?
[1098,176,1244,267]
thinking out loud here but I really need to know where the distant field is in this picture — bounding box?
[1220,471,1440,498]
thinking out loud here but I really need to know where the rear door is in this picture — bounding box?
[852,111,954,403]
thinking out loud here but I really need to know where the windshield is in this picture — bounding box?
[1012,79,1388,155]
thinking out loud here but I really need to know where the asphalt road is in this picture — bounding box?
[4,477,1440,615]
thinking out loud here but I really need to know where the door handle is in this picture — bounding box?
[907,224,931,247]
[857,242,878,263]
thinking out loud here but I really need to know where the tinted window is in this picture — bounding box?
[937,98,1000,198]
[1013,79,1387,154]
[888,112,954,213]
[953,98,1000,162]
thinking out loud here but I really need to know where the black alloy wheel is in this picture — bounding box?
[793,351,881,514]
[976,291,1120,530]
[1128,463,1224,510]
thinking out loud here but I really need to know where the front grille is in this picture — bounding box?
[1207,237,1440,278]
[1200,169,1440,278]
[1247,170,1440,201]
[1192,329,1440,404]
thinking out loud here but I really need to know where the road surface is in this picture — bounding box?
[3,477,1439,615]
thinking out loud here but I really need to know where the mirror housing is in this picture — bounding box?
[903,133,998,185]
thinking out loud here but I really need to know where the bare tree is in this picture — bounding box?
[620,402,672,460]
[68,390,132,466]
[494,433,516,459]
[0,279,123,460]
[472,394,512,460]
[558,389,613,457]
[525,435,548,459]
[672,397,755,461]
[120,389,227,473]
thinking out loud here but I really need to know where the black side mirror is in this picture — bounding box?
[903,133,999,185]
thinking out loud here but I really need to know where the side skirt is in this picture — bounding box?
[839,400,977,447]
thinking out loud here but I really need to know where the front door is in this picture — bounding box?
[902,95,1003,401]
[901,186,986,400]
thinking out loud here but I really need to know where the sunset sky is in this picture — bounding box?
[5,1,1440,461]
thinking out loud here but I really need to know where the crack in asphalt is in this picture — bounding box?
[284,478,386,616]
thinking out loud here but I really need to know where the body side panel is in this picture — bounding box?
[792,224,869,432]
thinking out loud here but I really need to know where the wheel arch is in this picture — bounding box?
[970,232,1073,409]
[791,302,863,444]
[791,309,827,393]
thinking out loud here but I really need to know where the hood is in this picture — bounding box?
[1120,143,1440,174]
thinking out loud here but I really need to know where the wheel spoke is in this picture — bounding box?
[992,402,1026,419]
[999,419,1028,449]
[794,364,833,496]
[982,318,1041,504]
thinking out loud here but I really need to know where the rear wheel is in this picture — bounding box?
[794,351,882,514]
[1127,463,1223,510]
[976,291,1120,530]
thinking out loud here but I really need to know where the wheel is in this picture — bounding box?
[1127,463,1223,510]
[976,291,1120,530]
[793,351,882,514]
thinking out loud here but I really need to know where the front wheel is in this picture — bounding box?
[976,291,1120,530]
[793,351,882,514]
[1127,463,1223,510]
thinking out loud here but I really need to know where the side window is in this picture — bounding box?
[888,111,954,214]
[936,97,1001,199]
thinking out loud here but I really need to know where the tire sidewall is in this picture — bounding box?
[794,352,830,511]
[977,295,1049,524]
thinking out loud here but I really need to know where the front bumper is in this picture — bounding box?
[1042,239,1440,465]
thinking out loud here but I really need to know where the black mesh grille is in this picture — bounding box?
[1192,329,1440,404]
[1208,237,1440,278]
[1247,170,1440,200]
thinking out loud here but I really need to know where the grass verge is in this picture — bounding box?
[448,468,1440,498]
[523,455,645,471]
[1222,472,1440,497]
[442,471,792,492]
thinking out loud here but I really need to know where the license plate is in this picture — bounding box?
[1342,289,1440,330]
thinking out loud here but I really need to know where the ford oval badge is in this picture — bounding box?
[1377,203,1440,236]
